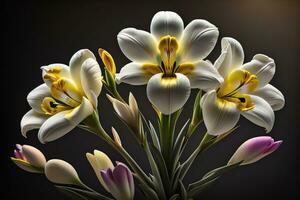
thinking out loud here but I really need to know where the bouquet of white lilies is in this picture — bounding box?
[11,11,285,200]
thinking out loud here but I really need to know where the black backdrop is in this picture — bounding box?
[3,0,299,199]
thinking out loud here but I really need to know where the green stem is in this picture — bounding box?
[159,114,173,169]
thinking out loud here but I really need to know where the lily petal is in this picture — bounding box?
[242,54,275,88]
[147,73,191,114]
[21,110,48,138]
[215,37,245,77]
[241,95,275,133]
[180,19,219,62]
[201,90,240,136]
[252,84,285,111]
[38,97,93,143]
[117,28,158,63]
[178,60,223,91]
[27,84,51,113]
[81,58,102,107]
[116,62,152,85]
[69,49,96,90]
[150,11,184,39]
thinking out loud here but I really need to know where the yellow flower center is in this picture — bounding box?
[43,67,63,82]
[217,69,258,111]
[41,66,83,115]
[142,36,195,78]
[158,35,179,76]
[41,97,70,115]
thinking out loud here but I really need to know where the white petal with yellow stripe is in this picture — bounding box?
[38,97,93,143]
[147,73,191,114]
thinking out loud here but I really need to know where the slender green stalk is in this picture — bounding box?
[159,114,172,168]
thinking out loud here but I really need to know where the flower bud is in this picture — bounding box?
[98,48,116,75]
[107,93,143,142]
[101,162,134,200]
[228,136,282,165]
[112,127,122,147]
[11,144,46,173]
[45,159,81,185]
[86,150,114,191]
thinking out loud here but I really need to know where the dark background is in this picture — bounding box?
[3,0,299,199]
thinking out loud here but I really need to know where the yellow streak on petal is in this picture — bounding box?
[142,63,161,75]
[176,63,195,75]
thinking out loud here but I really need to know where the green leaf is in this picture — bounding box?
[150,144,170,196]
[55,185,113,200]
[171,120,190,172]
[187,162,242,198]
[169,194,180,200]
[179,180,187,200]
[143,140,166,200]
[179,133,216,179]
[138,183,160,200]
[148,121,161,151]
[187,177,218,197]
[171,165,182,192]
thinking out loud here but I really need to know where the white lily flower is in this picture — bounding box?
[117,11,222,114]
[201,37,285,135]
[21,49,102,143]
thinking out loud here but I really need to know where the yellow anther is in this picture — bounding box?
[142,63,162,75]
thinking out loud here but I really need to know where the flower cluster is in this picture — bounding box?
[12,11,284,200]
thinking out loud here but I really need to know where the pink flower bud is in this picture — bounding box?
[228,136,282,165]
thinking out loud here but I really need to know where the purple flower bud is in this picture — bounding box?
[228,136,282,165]
[11,144,46,173]
[100,162,134,200]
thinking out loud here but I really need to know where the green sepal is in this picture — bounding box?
[104,68,116,89]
